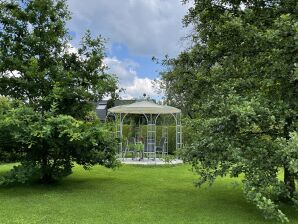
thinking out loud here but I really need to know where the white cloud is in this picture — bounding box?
[104,57,137,86]
[65,1,185,100]
[104,57,161,99]
[1,70,21,78]
[67,0,190,57]
[65,43,78,55]
[56,43,161,100]
[122,77,158,100]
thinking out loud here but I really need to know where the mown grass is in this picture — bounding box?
[0,164,297,224]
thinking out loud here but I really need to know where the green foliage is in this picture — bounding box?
[0,162,41,185]
[244,185,289,222]
[161,0,297,222]
[0,97,22,162]
[0,0,117,118]
[161,154,177,164]
[0,96,11,114]
[0,104,118,184]
[277,132,298,177]
[0,0,118,183]
[0,97,13,156]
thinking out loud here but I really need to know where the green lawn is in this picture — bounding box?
[0,164,297,224]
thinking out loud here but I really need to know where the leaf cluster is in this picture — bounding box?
[0,101,119,184]
[0,0,119,183]
[162,0,298,221]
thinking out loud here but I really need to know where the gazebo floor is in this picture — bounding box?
[119,157,183,165]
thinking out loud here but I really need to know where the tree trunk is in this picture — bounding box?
[283,117,295,201]
[40,156,53,183]
[284,166,296,200]
[40,141,54,184]
[41,173,54,184]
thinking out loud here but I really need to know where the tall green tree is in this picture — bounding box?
[0,0,118,183]
[161,0,297,221]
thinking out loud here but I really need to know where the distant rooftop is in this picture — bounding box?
[95,99,136,121]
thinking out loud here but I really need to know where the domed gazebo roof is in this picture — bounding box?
[108,100,181,115]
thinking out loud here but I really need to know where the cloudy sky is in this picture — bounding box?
[67,0,190,99]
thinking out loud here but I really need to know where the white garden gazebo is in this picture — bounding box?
[107,100,182,161]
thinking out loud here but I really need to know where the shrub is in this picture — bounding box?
[0,104,119,184]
